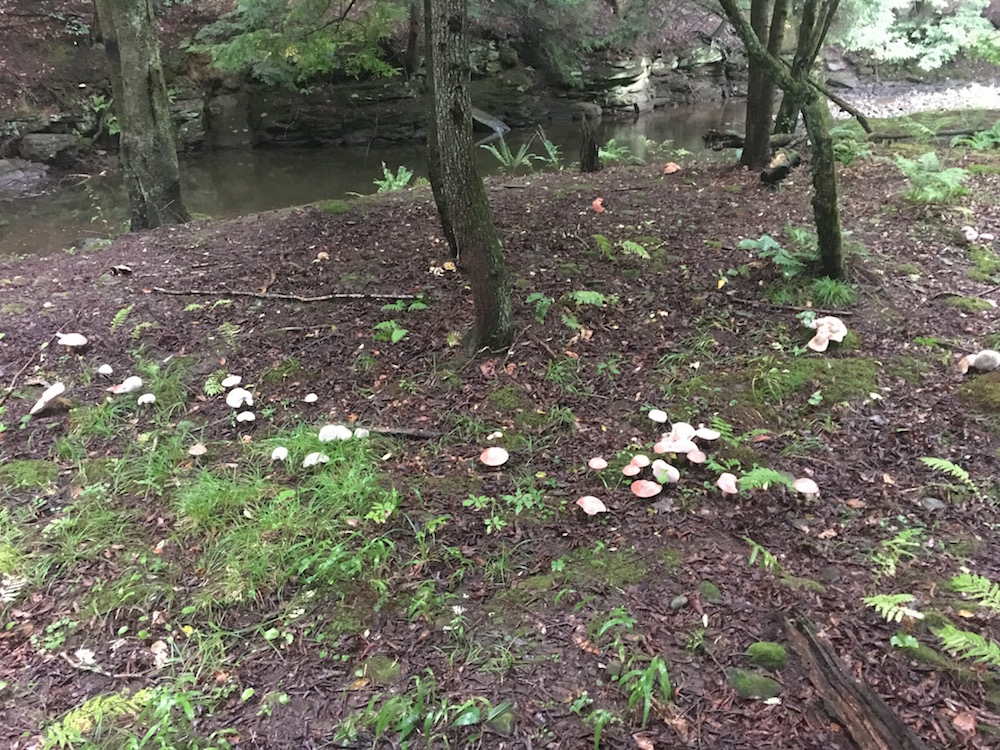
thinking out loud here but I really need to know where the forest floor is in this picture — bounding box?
[3,136,1000,750]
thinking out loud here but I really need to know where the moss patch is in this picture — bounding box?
[0,459,59,489]
[563,546,649,589]
[726,668,782,699]
[958,372,1000,412]
[746,641,789,670]
[967,245,1000,283]
[945,295,993,313]
[315,199,351,214]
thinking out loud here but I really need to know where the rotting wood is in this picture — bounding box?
[784,614,931,750]
[151,286,418,303]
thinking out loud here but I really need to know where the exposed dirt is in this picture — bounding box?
[2,149,1000,749]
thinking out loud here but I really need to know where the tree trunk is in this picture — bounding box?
[801,96,844,279]
[741,0,773,169]
[94,0,188,230]
[580,115,602,173]
[424,0,513,352]
[403,1,420,77]
[774,0,840,134]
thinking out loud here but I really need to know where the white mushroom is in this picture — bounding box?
[652,460,680,484]
[221,375,242,388]
[792,477,820,498]
[188,443,208,457]
[270,446,289,462]
[479,446,509,467]
[648,408,668,424]
[716,472,739,495]
[958,349,1000,374]
[631,454,651,468]
[576,496,608,515]
[107,375,143,394]
[97,364,114,376]
[225,387,253,409]
[236,411,256,423]
[669,422,696,441]
[807,316,848,353]
[318,424,353,442]
[695,426,721,441]
[302,451,330,468]
[137,393,156,406]
[56,332,88,348]
[29,382,66,415]
[303,393,318,403]
[353,427,371,439]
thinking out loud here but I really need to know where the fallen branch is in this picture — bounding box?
[784,614,931,750]
[151,286,418,303]
[0,348,43,408]
[811,82,871,133]
[723,292,854,317]
[369,426,445,439]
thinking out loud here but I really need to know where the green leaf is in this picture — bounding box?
[452,705,481,726]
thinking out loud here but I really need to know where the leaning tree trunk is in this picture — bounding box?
[774,0,840,134]
[801,96,844,279]
[94,0,188,230]
[742,0,775,168]
[425,0,513,352]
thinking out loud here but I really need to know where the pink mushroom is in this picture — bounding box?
[576,496,608,515]
[631,479,663,498]
[631,454,651,468]
[622,463,642,477]
[480,447,510,467]
[716,473,739,495]
[686,449,707,464]
[588,456,609,471]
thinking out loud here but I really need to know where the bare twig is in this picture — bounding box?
[369,426,445,439]
[0,348,43,407]
[722,292,854,317]
[151,286,418,303]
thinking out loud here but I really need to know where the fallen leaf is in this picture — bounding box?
[751,434,772,443]
[479,360,496,378]
[818,527,838,539]
[883,473,895,485]
[845,498,866,509]
[663,161,680,175]
[633,733,655,749]
[953,711,977,737]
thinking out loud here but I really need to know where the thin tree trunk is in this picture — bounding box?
[425,0,513,352]
[741,0,773,168]
[94,0,188,229]
[774,0,840,134]
[580,115,602,173]
[801,96,844,279]
[403,1,420,77]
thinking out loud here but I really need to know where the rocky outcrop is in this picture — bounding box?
[0,158,48,198]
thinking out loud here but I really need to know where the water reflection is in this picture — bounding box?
[0,102,745,257]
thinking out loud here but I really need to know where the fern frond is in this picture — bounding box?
[933,623,1000,668]
[951,572,1000,613]
[0,573,28,604]
[738,467,792,492]
[110,304,133,334]
[710,415,735,444]
[618,240,650,259]
[863,593,924,623]
[920,456,979,494]
[566,290,608,307]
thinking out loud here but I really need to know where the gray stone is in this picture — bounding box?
[18,134,79,165]
[0,158,48,198]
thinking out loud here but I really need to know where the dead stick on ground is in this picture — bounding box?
[152,286,418,303]
[0,349,42,407]
[369,426,445,439]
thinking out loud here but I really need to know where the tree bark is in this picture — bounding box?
[580,115,602,173]
[742,0,774,169]
[94,0,188,230]
[424,0,513,352]
[773,0,840,134]
[718,0,844,279]
[801,96,844,278]
[403,1,421,77]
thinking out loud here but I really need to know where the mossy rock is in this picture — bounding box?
[746,641,789,670]
[945,295,993,313]
[958,372,1000,412]
[0,459,59,489]
[726,668,782,700]
[698,580,723,604]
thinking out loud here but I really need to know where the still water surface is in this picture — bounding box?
[0,102,745,257]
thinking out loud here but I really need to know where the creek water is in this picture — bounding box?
[0,102,745,257]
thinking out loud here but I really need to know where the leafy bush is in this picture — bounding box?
[374,163,413,193]
[895,152,968,203]
[481,137,538,175]
[740,234,809,278]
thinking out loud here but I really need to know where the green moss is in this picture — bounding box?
[967,245,1000,283]
[958,371,1000,412]
[1,303,25,315]
[726,668,782,699]
[888,355,932,386]
[0,460,59,489]
[779,575,825,592]
[659,547,683,571]
[968,163,1000,175]
[488,385,529,412]
[945,295,993,313]
[563,546,648,589]
[316,199,351,214]
[261,357,304,384]
[897,262,921,276]
[698,580,723,604]
[746,641,789,670]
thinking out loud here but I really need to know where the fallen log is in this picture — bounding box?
[702,130,800,151]
[784,614,931,750]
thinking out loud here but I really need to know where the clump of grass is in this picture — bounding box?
[945,295,993,313]
[810,277,857,307]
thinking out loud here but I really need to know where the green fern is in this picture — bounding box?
[110,304,134,334]
[566,290,611,307]
[933,623,1000,668]
[738,467,792,492]
[743,536,781,572]
[618,240,650,259]
[203,371,226,397]
[592,233,614,260]
[920,456,980,495]
[951,571,1000,613]
[217,321,241,349]
[863,593,924,623]
[526,292,553,323]
[130,321,157,340]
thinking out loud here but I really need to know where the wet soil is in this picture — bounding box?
[3,150,1000,748]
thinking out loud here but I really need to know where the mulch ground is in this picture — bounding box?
[2,155,1000,749]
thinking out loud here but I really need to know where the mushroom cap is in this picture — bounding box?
[592,197,605,213]
[792,477,820,496]
[236,411,256,422]
[479,446,510,467]
[56,332,88,348]
[108,375,143,394]
[225,387,253,408]
[137,393,157,406]
[631,454,651,468]
[588,456,609,471]
[221,375,242,388]
[686,449,707,464]
[622,463,642,477]
[657,437,699,455]
[97,364,114,376]
[270,446,289,461]
[576,495,608,515]
[716,472,739,495]
[631,479,663,498]
[807,330,832,352]
[670,422,696,441]
[302,451,330,467]
[353,427,370,439]
[695,426,721,441]
[648,408,668,424]
[303,393,319,403]
[29,382,66,415]
[319,424,353,442]
[188,443,208,457]
[652,460,680,484]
